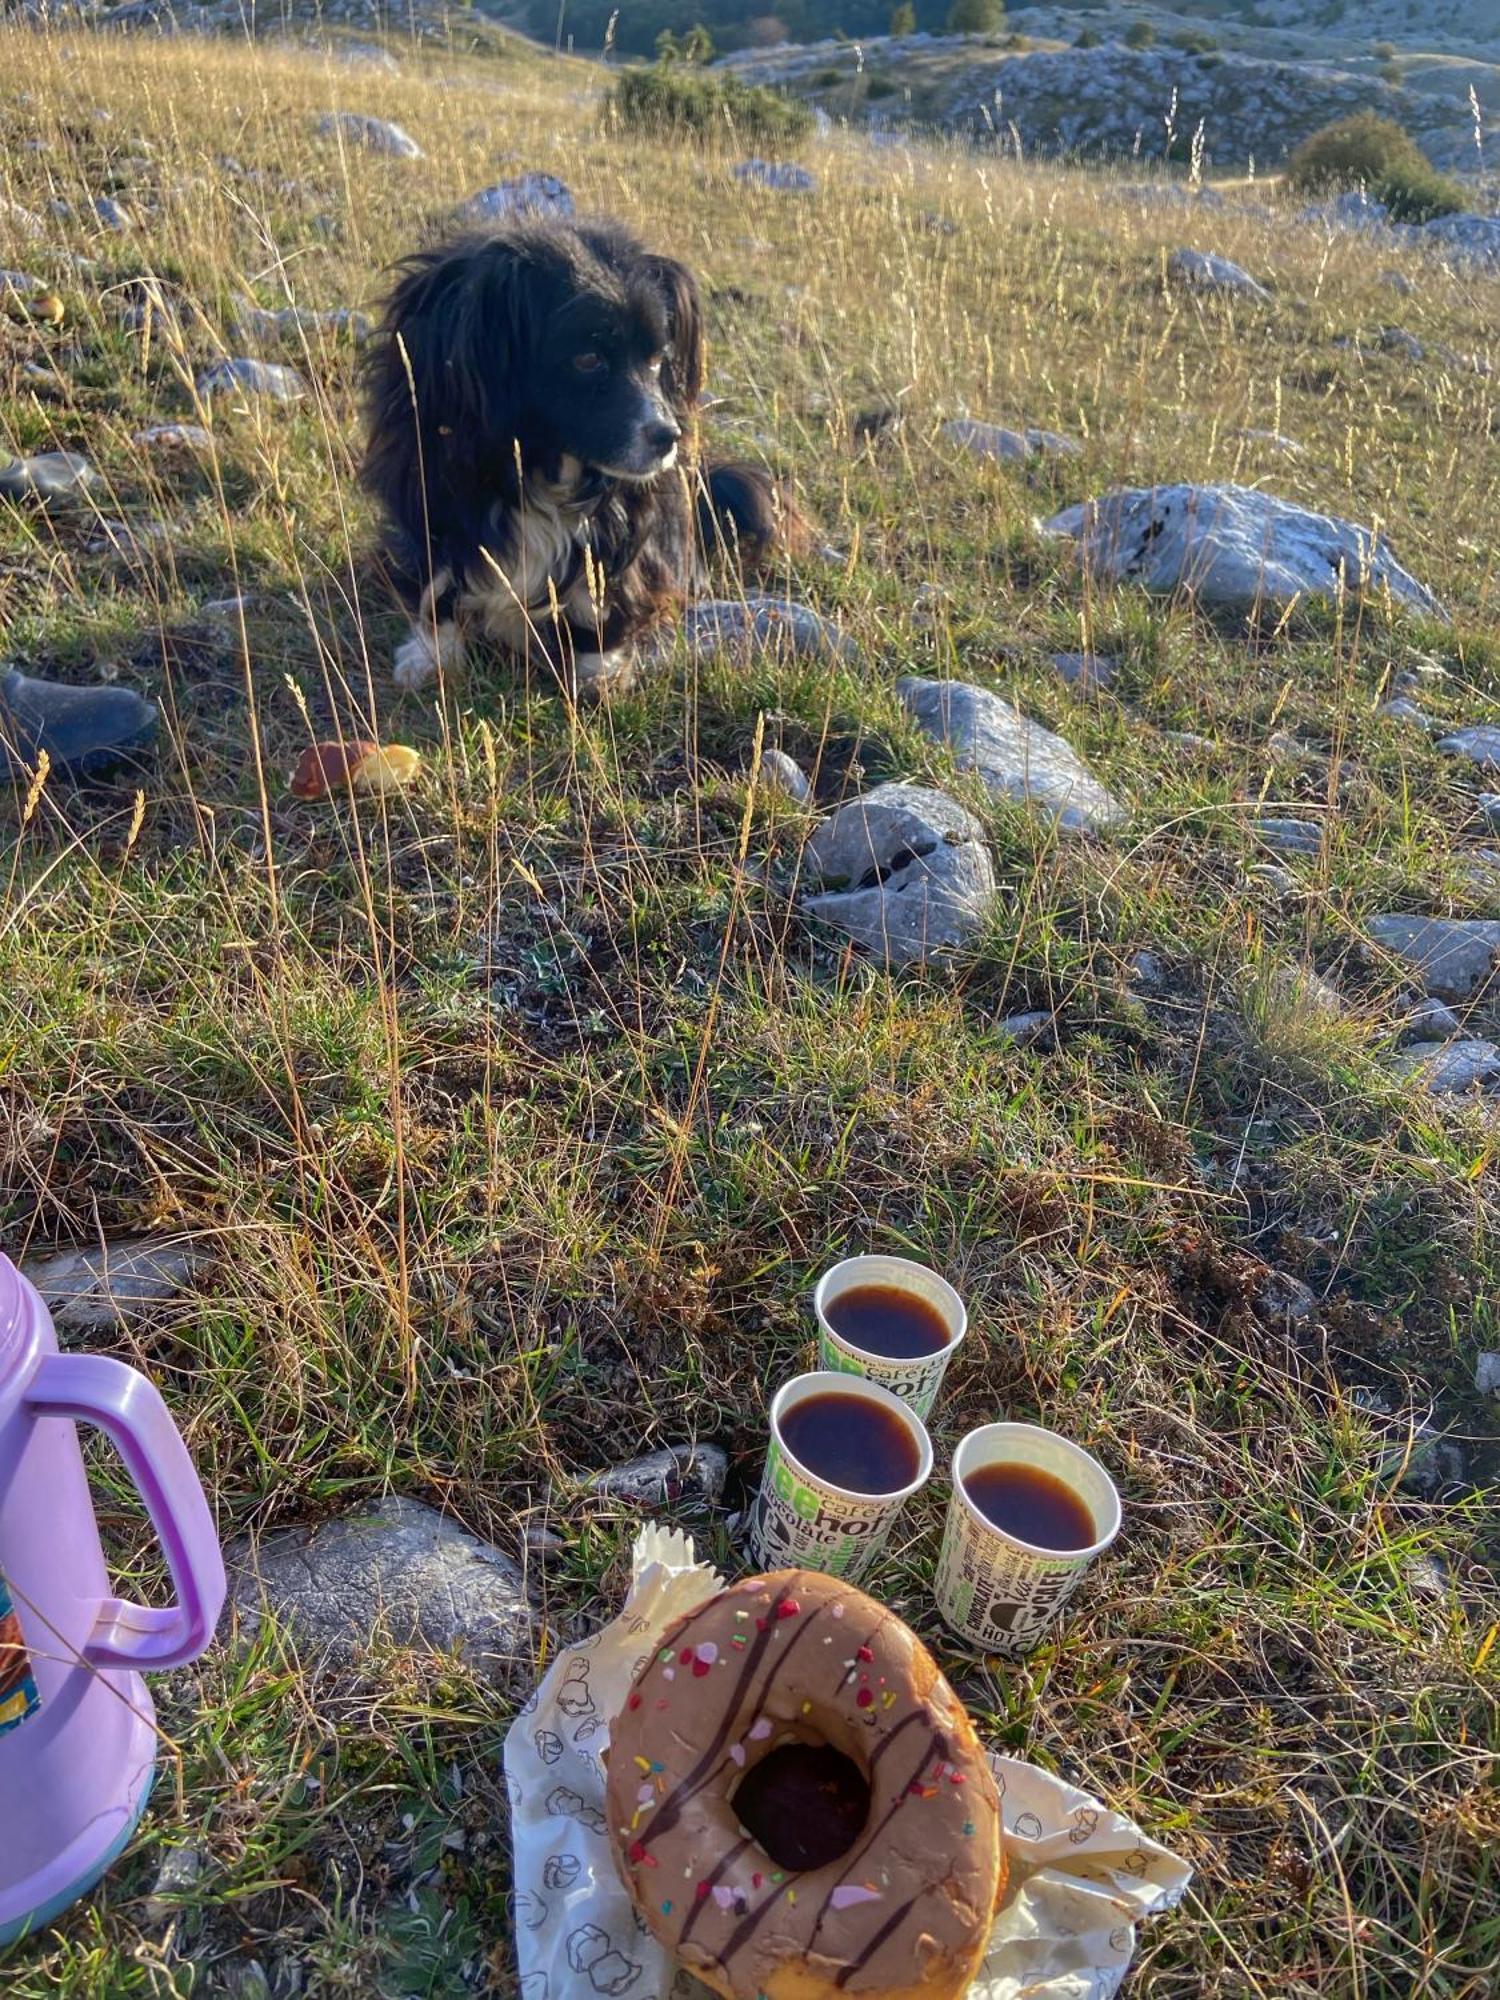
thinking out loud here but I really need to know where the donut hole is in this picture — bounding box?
[730,1740,872,1871]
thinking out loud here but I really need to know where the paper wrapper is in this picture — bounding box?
[504,1527,1191,2000]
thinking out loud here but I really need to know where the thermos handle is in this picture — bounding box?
[25,1353,227,1671]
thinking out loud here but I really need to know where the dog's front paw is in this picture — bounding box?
[393,623,463,691]
[571,650,637,699]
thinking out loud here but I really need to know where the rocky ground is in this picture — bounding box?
[0,15,1495,2000]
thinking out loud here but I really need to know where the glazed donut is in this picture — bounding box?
[605,1569,1005,2000]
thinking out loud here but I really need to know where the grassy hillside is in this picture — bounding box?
[0,21,1496,1999]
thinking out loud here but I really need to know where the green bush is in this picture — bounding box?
[1124,18,1155,47]
[814,65,841,83]
[1074,26,1101,46]
[889,0,915,31]
[610,62,813,145]
[1286,111,1466,223]
[865,73,898,97]
[1373,39,1396,58]
[1170,27,1216,51]
[946,0,1004,31]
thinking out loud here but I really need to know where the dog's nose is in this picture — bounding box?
[645,419,680,457]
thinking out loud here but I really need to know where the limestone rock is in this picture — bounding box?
[1250,817,1322,856]
[456,174,573,223]
[133,423,213,454]
[732,160,815,192]
[1438,727,1500,772]
[1394,1039,1500,1095]
[315,112,422,158]
[21,1236,206,1336]
[757,747,811,803]
[897,674,1124,834]
[995,1009,1054,1049]
[1399,997,1462,1044]
[0,452,98,507]
[1045,484,1445,621]
[1166,249,1269,299]
[196,357,306,403]
[680,596,851,664]
[1476,1352,1500,1395]
[225,1494,538,1685]
[943,419,1079,463]
[1477,795,1500,835]
[1231,428,1303,455]
[1366,915,1500,1002]
[802,781,997,967]
[1051,652,1117,690]
[231,294,371,344]
[583,1444,727,1509]
[1376,697,1428,728]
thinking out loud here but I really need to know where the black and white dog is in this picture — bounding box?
[361,217,797,695]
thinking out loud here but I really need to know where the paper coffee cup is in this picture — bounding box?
[748,1371,933,1581]
[814,1253,966,1419]
[935,1423,1121,1656]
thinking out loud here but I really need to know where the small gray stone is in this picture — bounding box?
[1230,428,1303,455]
[21,1237,206,1336]
[1251,817,1322,856]
[757,747,811,803]
[1051,652,1117,690]
[1127,948,1167,991]
[1166,248,1269,299]
[1393,1038,1500,1095]
[1258,1269,1315,1322]
[133,423,213,454]
[1399,997,1462,1044]
[680,596,851,664]
[1475,1352,1500,1395]
[1376,697,1428,728]
[201,593,261,619]
[1045,484,1445,621]
[897,674,1124,834]
[195,357,306,403]
[225,1495,538,1685]
[1163,730,1217,753]
[231,295,371,344]
[0,451,98,507]
[995,1009,1054,1049]
[1438,727,1500,772]
[733,160,815,192]
[1406,1552,1449,1596]
[0,269,43,298]
[943,418,1079,463]
[1267,963,1343,1016]
[1245,863,1297,896]
[456,174,573,223]
[803,781,998,967]
[91,195,132,232]
[584,1444,727,1509]
[1366,915,1500,1002]
[1351,1389,1466,1495]
[220,1961,272,2000]
[142,1840,208,1923]
[315,112,422,158]
[1478,796,1500,835]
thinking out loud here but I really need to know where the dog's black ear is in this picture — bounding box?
[646,254,705,417]
[363,234,536,516]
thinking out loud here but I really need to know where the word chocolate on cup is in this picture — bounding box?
[814,1254,966,1419]
[935,1422,1121,1657]
[748,1370,933,1582]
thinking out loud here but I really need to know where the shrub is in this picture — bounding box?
[1286,110,1467,222]
[1124,18,1155,46]
[866,74,898,97]
[1171,27,1216,51]
[1379,60,1403,85]
[890,0,915,32]
[1074,26,1101,46]
[946,0,1003,31]
[814,65,841,84]
[1373,39,1396,58]
[610,63,812,145]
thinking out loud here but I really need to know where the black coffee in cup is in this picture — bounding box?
[822,1283,952,1360]
[961,1462,1097,1552]
[779,1390,922,1495]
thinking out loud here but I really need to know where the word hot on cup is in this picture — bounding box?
[814,1253,967,1419]
[749,1371,933,1581]
[935,1423,1121,1657]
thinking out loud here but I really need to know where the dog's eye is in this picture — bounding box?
[573,351,606,375]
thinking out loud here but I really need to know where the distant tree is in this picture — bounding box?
[743,13,788,44]
[1074,25,1100,45]
[946,0,1002,32]
[890,0,915,32]
[1287,110,1465,221]
[1124,18,1154,47]
[1373,40,1396,58]
[681,20,714,60]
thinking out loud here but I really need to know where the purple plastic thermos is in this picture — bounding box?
[0,1252,225,1945]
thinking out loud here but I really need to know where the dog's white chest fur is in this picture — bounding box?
[463,490,598,651]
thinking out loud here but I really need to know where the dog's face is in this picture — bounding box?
[532,275,680,483]
[366,221,705,500]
